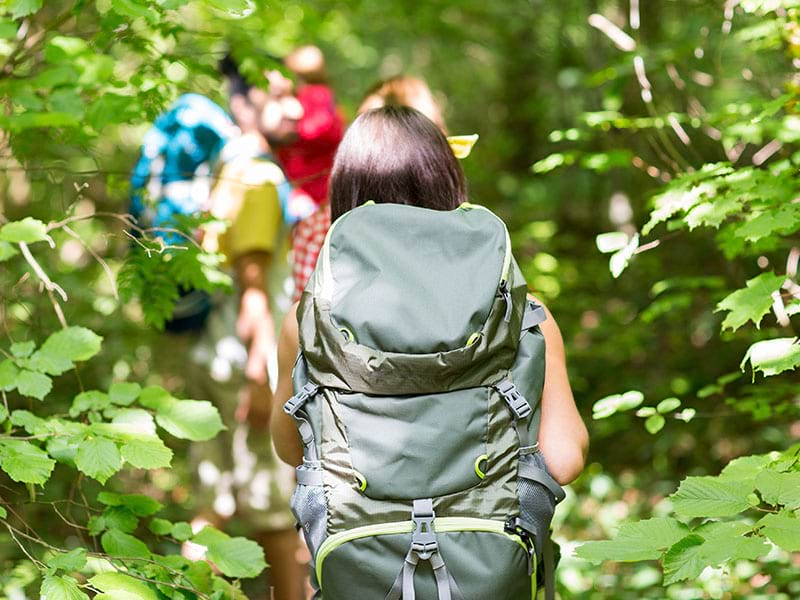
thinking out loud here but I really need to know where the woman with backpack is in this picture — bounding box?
[270,105,587,600]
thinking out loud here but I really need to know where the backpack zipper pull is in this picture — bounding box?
[499,280,512,322]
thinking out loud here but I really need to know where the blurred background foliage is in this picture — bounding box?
[0,0,798,598]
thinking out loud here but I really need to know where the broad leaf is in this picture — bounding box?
[193,526,267,578]
[716,272,786,332]
[0,439,55,484]
[0,217,47,243]
[102,506,139,533]
[0,240,19,261]
[40,327,103,363]
[0,359,19,391]
[644,414,665,434]
[10,340,35,358]
[663,535,705,585]
[592,390,644,419]
[109,382,141,406]
[40,575,89,600]
[8,0,43,19]
[670,476,751,517]
[89,572,158,600]
[149,518,173,536]
[575,517,689,563]
[755,470,800,507]
[120,436,173,469]
[139,387,224,441]
[16,369,52,400]
[75,436,122,483]
[759,512,800,551]
[741,337,800,377]
[100,529,151,559]
[98,492,162,517]
[49,547,88,572]
[70,390,111,417]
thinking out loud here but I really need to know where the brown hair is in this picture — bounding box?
[329,106,466,221]
[358,76,447,133]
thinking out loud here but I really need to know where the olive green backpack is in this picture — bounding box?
[284,202,565,600]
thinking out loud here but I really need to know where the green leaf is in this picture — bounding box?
[10,340,35,358]
[0,240,19,261]
[733,204,800,242]
[171,521,193,541]
[16,369,52,400]
[755,469,800,507]
[110,0,159,22]
[670,476,752,517]
[0,439,55,484]
[49,548,87,572]
[40,327,103,363]
[7,0,43,19]
[120,436,172,470]
[636,406,656,417]
[0,359,19,391]
[716,272,786,332]
[100,529,151,559]
[149,518,173,536]
[109,382,141,406]
[592,390,644,419]
[656,397,681,413]
[102,506,139,533]
[98,492,162,517]
[720,454,773,485]
[609,233,639,278]
[662,535,705,585]
[75,436,122,484]
[193,527,266,578]
[684,196,741,230]
[26,349,73,376]
[575,517,689,563]
[89,572,158,600]
[40,575,89,600]
[595,232,630,254]
[0,506,6,519]
[759,512,800,551]
[139,387,224,441]
[0,404,7,423]
[644,414,665,434]
[0,217,47,243]
[693,521,770,565]
[70,390,111,417]
[9,409,47,434]
[741,337,800,377]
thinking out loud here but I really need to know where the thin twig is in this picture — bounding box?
[18,242,67,302]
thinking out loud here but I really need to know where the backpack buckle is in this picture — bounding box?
[411,499,438,559]
[495,380,531,420]
[283,382,320,416]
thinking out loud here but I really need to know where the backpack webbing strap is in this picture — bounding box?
[493,379,535,449]
[517,460,566,504]
[543,532,556,600]
[522,301,547,331]
[283,382,321,462]
[384,499,464,600]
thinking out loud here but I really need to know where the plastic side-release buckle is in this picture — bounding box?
[494,380,532,420]
[411,499,438,560]
[505,517,535,576]
[283,382,320,416]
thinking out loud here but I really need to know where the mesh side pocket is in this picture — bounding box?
[517,452,558,555]
[290,465,328,558]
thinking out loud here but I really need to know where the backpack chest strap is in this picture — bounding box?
[492,379,535,450]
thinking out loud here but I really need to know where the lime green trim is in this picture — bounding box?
[462,204,512,286]
[362,200,376,206]
[339,327,355,342]
[315,517,532,587]
[474,454,489,479]
[466,332,482,346]
[354,470,367,492]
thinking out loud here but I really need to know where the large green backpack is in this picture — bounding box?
[285,202,565,600]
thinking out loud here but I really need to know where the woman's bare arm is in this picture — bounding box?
[270,302,304,467]
[533,297,588,485]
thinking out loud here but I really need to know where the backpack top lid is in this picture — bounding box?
[298,202,528,395]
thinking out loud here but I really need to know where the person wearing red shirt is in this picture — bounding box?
[265,46,344,301]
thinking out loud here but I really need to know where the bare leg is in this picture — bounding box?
[259,528,305,600]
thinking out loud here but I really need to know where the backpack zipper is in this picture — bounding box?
[315,516,533,588]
